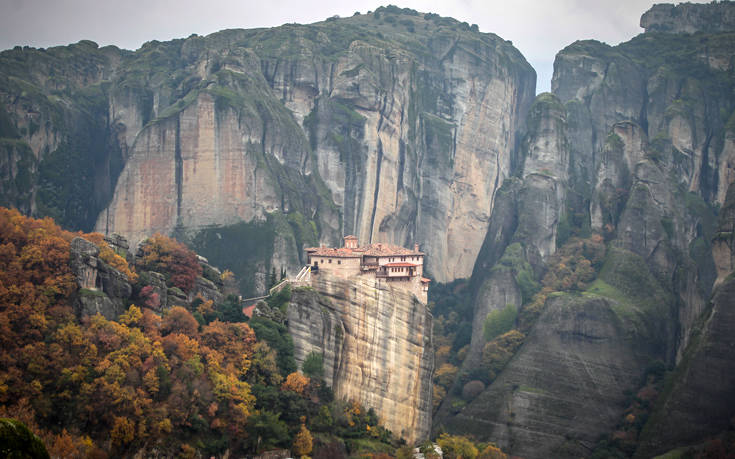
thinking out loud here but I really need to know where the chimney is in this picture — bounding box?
[414,243,420,252]
[344,235,358,249]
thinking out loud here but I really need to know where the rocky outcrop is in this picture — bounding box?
[713,181,735,286]
[552,30,735,209]
[69,236,132,319]
[634,181,735,456]
[442,243,677,458]
[69,233,229,316]
[0,41,126,230]
[287,272,433,443]
[641,2,735,34]
[445,295,647,458]
[549,4,732,361]
[635,277,735,457]
[459,93,569,372]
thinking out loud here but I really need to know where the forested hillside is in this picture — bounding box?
[0,207,412,458]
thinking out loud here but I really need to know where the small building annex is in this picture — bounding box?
[305,236,430,303]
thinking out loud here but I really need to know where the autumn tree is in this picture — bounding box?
[292,422,313,457]
[111,416,135,446]
[161,306,199,337]
[478,443,507,459]
[282,372,310,395]
[437,433,479,459]
[137,234,202,292]
[435,363,459,390]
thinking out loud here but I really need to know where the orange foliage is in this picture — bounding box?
[281,372,310,395]
[0,208,256,455]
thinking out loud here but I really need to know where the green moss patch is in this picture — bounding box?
[585,248,673,356]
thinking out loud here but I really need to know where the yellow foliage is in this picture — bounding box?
[435,363,459,389]
[119,305,143,326]
[478,443,507,459]
[292,423,313,457]
[435,344,451,362]
[433,384,446,409]
[180,444,197,459]
[111,416,135,446]
[437,433,479,459]
[196,298,215,316]
[82,232,138,283]
[143,369,159,394]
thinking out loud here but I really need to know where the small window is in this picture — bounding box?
[329,259,332,263]
[338,260,341,264]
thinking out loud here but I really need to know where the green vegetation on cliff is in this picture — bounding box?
[586,248,674,356]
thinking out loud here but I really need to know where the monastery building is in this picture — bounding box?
[305,236,430,303]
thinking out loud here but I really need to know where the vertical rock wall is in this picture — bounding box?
[89,12,535,284]
[287,273,433,444]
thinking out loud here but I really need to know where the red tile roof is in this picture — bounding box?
[242,304,257,318]
[359,243,423,256]
[421,277,431,283]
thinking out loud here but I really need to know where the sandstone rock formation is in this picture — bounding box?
[70,236,132,319]
[69,234,227,317]
[641,2,735,34]
[287,272,433,444]
[635,181,735,457]
[0,9,535,289]
[447,295,648,458]
[459,93,569,372]
[712,181,735,286]
[439,3,734,456]
[94,10,534,284]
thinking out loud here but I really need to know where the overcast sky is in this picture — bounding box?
[0,0,706,93]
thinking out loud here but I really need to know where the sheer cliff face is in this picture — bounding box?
[552,32,735,207]
[641,2,735,34]
[635,181,735,458]
[440,4,734,457]
[83,11,536,282]
[550,27,731,356]
[286,273,433,444]
[0,41,126,230]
